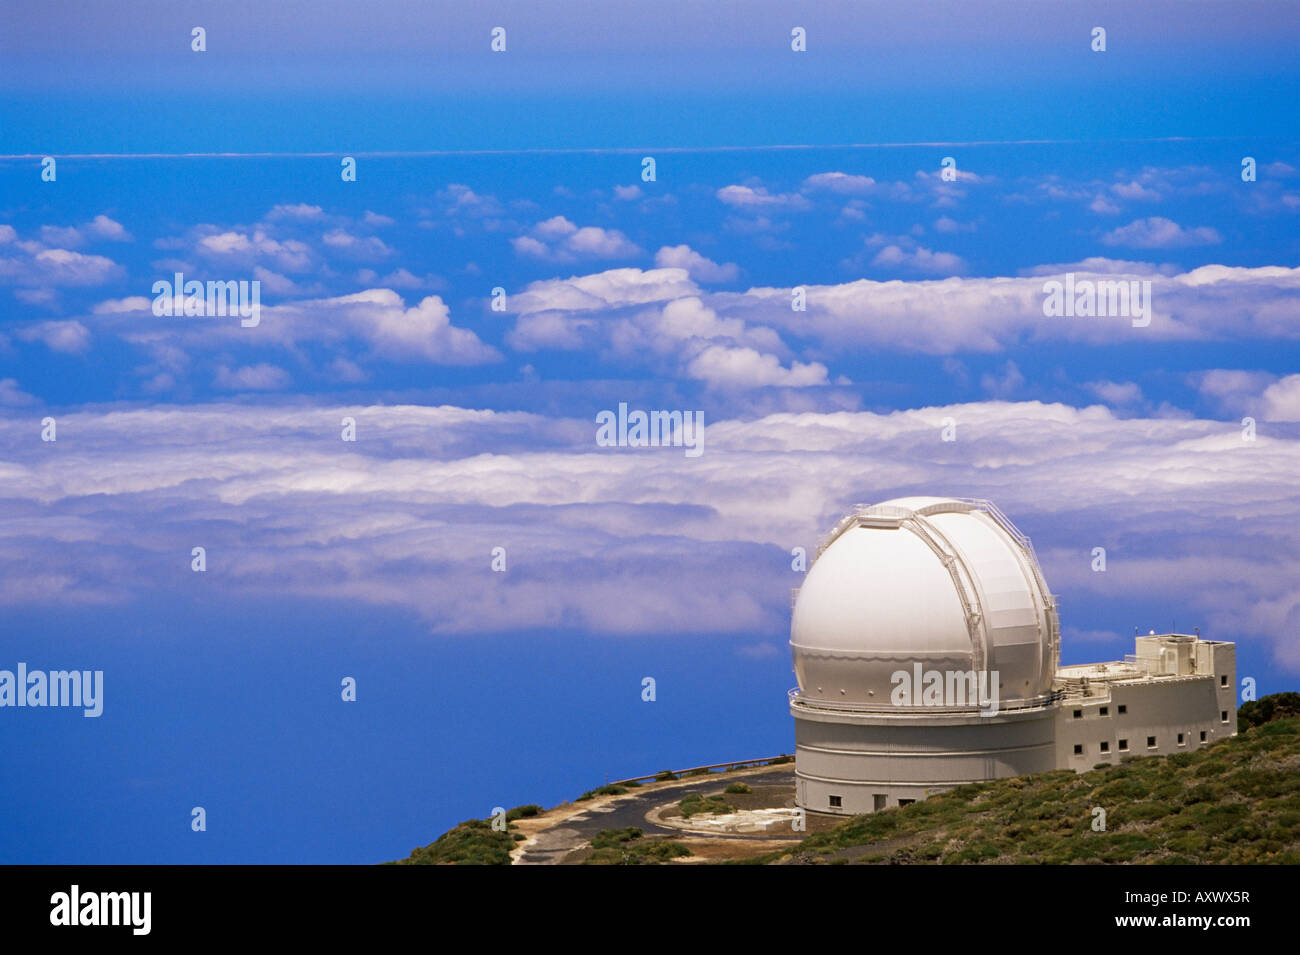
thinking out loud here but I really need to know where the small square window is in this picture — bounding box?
[828,795,842,808]
[1147,736,1157,749]
[1177,733,1185,746]
[1199,731,1207,742]
[1073,709,1083,719]
[1221,711,1229,723]
[1221,675,1228,687]
[1073,743,1083,755]
[1118,705,1127,715]
[1099,706,1109,716]
[873,794,886,811]
[1118,739,1129,752]
[898,798,915,807]
[1100,741,1110,753]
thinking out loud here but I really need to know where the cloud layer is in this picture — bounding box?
[2,399,1297,672]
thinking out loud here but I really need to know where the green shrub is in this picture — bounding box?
[1258,719,1300,738]
[630,840,692,863]
[577,783,629,800]
[1121,802,1174,822]
[584,828,692,865]
[396,818,514,865]
[724,782,751,794]
[591,827,643,849]
[943,841,1001,864]
[1238,692,1300,731]
[678,792,736,818]
[1182,782,1222,805]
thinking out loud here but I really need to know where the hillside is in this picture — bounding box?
[389,694,1300,865]
[745,701,1300,865]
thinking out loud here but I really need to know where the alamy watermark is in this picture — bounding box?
[152,272,261,327]
[595,402,704,458]
[1042,273,1151,327]
[0,663,103,717]
[50,885,150,935]
[891,664,1000,716]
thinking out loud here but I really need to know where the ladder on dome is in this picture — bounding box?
[898,514,989,675]
[961,498,1035,558]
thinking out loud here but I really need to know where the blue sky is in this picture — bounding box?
[1,1,1299,863]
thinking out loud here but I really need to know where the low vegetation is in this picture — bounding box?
[1239,692,1300,732]
[389,802,545,865]
[678,792,736,818]
[577,783,629,801]
[584,828,692,865]
[390,819,515,866]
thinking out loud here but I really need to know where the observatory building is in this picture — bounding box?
[789,497,1237,816]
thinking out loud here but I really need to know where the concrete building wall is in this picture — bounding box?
[1201,641,1238,732]
[792,706,1057,815]
[1054,676,1230,770]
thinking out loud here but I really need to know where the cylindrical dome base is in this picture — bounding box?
[792,700,1058,815]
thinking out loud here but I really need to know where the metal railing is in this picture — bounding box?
[788,685,1063,714]
[606,755,795,787]
[962,497,1032,551]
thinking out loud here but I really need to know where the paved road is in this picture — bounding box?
[516,768,796,864]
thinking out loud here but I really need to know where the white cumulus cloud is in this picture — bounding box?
[654,245,740,283]
[1102,217,1222,248]
[512,217,641,262]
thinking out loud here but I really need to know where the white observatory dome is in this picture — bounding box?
[791,497,1059,710]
